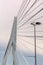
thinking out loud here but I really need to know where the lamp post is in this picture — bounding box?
[31,22,41,65]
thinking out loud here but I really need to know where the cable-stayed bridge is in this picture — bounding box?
[1,0,43,65]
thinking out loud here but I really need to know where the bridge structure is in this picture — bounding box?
[1,0,43,65]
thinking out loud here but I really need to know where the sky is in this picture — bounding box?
[0,0,43,53]
[0,0,23,46]
[0,0,43,54]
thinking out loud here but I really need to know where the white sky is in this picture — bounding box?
[0,0,43,54]
[0,0,23,45]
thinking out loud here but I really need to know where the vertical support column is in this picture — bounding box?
[12,17,19,65]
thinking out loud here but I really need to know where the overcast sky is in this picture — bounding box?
[0,0,23,46]
[0,0,43,55]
